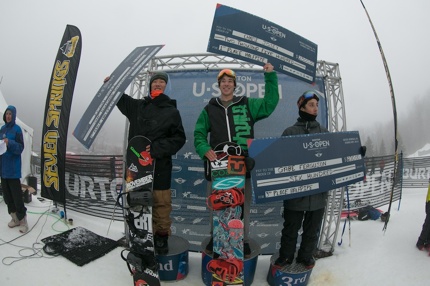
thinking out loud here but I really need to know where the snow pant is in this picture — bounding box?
[279,207,325,260]
[206,177,252,243]
[152,189,172,236]
[418,201,430,244]
[1,178,27,221]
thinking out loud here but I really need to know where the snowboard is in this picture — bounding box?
[123,135,160,286]
[206,142,246,285]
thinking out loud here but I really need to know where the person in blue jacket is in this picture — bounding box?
[0,105,27,233]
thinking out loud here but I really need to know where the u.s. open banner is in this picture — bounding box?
[207,4,318,84]
[248,131,365,204]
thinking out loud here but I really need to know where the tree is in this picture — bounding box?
[364,136,376,157]
[378,138,387,156]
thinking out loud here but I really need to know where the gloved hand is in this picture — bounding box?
[360,146,367,157]
[245,157,255,171]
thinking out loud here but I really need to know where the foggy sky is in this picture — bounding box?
[0,0,429,152]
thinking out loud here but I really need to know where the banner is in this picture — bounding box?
[207,4,318,83]
[41,25,82,203]
[248,132,365,204]
[73,45,164,149]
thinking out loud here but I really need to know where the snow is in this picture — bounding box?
[408,143,430,158]
[1,187,429,286]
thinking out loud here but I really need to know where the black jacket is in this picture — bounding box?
[117,93,186,189]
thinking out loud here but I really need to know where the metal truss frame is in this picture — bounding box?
[127,53,347,255]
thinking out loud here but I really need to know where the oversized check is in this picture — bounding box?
[73,45,163,149]
[248,132,365,204]
[207,4,318,84]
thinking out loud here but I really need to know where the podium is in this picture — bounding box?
[201,237,260,286]
[157,235,189,281]
[267,253,313,286]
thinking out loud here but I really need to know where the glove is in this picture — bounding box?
[244,157,255,171]
[360,146,367,157]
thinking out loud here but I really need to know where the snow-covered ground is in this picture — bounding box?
[1,186,429,286]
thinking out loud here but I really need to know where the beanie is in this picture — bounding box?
[149,71,168,91]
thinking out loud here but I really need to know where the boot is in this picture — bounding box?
[205,237,213,254]
[154,233,168,255]
[19,216,28,233]
[244,242,251,258]
[296,256,316,269]
[8,213,20,228]
[274,255,294,268]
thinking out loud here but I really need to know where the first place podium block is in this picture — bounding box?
[201,237,260,286]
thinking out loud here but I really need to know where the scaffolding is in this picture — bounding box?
[128,53,347,256]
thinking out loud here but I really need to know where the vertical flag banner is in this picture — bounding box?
[207,4,318,84]
[41,25,82,203]
[73,45,164,149]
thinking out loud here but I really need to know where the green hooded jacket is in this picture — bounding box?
[194,71,279,159]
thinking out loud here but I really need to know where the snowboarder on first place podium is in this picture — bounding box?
[194,63,279,258]
[107,71,186,255]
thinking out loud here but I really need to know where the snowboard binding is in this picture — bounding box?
[207,187,244,210]
[121,249,158,274]
[207,258,244,283]
[127,188,153,207]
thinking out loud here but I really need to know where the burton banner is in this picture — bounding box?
[41,25,82,203]
[73,45,164,149]
[207,4,318,84]
[248,132,365,204]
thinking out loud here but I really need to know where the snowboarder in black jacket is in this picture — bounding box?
[275,91,328,269]
[109,72,186,254]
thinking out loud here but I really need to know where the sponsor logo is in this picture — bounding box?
[257,233,269,238]
[264,207,275,215]
[173,216,185,222]
[174,178,186,184]
[192,218,204,224]
[188,166,204,172]
[171,203,181,210]
[187,205,206,211]
[60,35,79,58]
[212,177,244,189]
[182,192,206,200]
[260,242,270,249]
[144,268,158,278]
[128,163,138,173]
[126,174,153,190]
[303,139,330,150]
[250,220,258,227]
[261,24,286,39]
[183,152,201,160]
[172,165,182,173]
[193,179,205,186]
[181,229,208,237]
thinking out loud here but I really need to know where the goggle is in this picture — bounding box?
[297,91,319,108]
[217,69,236,81]
[303,91,319,99]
